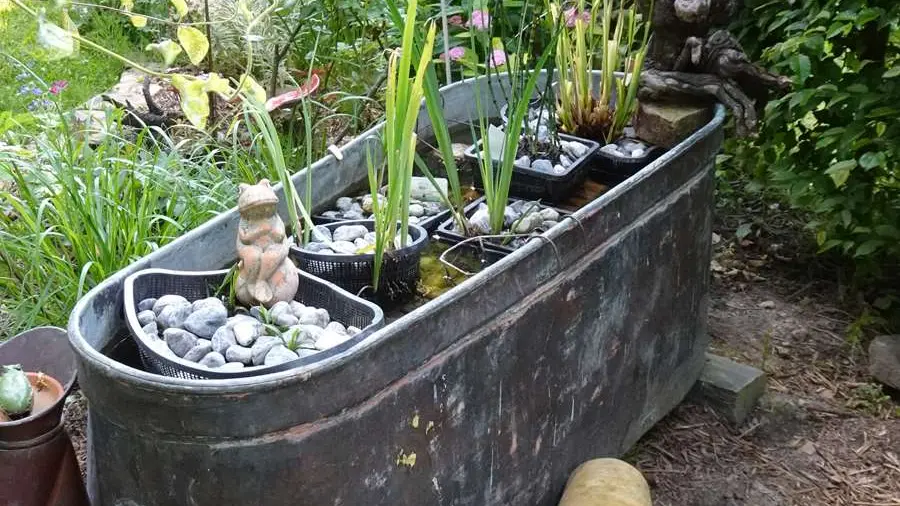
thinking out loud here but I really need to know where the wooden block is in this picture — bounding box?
[634,102,713,148]
[691,353,766,425]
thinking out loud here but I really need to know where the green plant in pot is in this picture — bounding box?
[553,0,652,145]
[291,0,435,302]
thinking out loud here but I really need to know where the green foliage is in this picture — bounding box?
[0,7,135,115]
[731,0,900,266]
[0,113,235,334]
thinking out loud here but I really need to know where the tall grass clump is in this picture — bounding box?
[0,114,235,334]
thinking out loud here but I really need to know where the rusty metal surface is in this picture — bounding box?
[69,73,724,505]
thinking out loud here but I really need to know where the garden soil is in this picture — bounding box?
[61,235,900,506]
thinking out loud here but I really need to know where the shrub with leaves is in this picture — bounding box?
[731,0,900,265]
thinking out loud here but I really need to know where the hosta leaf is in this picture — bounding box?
[171,74,210,128]
[170,0,188,19]
[237,74,266,104]
[825,159,856,187]
[177,26,209,66]
[37,15,75,59]
[129,15,147,27]
[145,39,182,66]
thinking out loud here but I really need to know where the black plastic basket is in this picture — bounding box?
[290,220,429,303]
[434,197,570,254]
[123,268,384,380]
[592,143,665,185]
[464,133,600,203]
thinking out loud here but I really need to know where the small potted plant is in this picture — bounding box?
[461,5,601,204]
[0,327,87,506]
[552,0,661,183]
[291,0,434,303]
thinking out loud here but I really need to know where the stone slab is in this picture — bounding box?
[691,353,766,425]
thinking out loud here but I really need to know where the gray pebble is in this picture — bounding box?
[137,298,157,312]
[514,213,543,234]
[225,345,253,365]
[325,321,348,335]
[542,220,559,229]
[198,351,226,368]
[211,326,236,354]
[531,159,553,173]
[330,240,358,254]
[467,205,492,235]
[142,321,159,339]
[268,301,292,320]
[191,297,224,312]
[264,345,299,366]
[274,312,299,326]
[311,225,332,243]
[363,231,377,243]
[354,238,370,249]
[220,362,245,371]
[157,302,192,329]
[348,326,362,336]
[289,301,306,315]
[304,242,333,253]
[631,148,645,158]
[342,210,364,220]
[321,210,341,219]
[296,306,329,328]
[183,340,213,362]
[409,203,425,217]
[559,155,573,167]
[409,216,421,225]
[422,202,443,216]
[600,144,620,156]
[251,335,283,366]
[137,309,156,327]
[315,330,350,351]
[152,294,189,315]
[232,320,261,346]
[539,208,560,222]
[183,305,228,338]
[335,196,353,211]
[514,155,531,168]
[333,224,369,242]
[553,164,566,174]
[349,202,364,214]
[562,140,589,158]
[163,328,198,357]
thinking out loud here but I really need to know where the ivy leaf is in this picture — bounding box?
[37,15,75,59]
[858,151,885,169]
[237,74,266,104]
[793,54,811,84]
[883,67,900,78]
[171,74,210,128]
[145,39,182,66]
[130,15,147,27]
[177,26,209,66]
[825,159,856,187]
[170,0,188,19]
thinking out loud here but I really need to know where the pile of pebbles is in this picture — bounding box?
[300,223,411,255]
[136,295,361,371]
[599,137,650,159]
[319,194,445,225]
[461,199,561,236]
[512,139,590,175]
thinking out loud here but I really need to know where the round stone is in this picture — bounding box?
[264,345,299,366]
[183,305,228,338]
[333,224,369,242]
[183,340,213,362]
[137,309,156,327]
[157,302,192,330]
[225,345,253,365]
[198,351,226,368]
[152,295,189,315]
[163,328,198,357]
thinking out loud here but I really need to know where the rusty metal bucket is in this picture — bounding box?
[0,327,88,506]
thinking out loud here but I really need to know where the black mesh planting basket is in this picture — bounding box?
[123,268,384,380]
[289,220,429,304]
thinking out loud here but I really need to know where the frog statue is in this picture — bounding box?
[235,179,299,308]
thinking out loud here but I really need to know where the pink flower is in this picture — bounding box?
[49,80,68,95]
[564,8,591,28]
[488,49,507,68]
[448,14,464,26]
[468,9,491,30]
[441,47,466,61]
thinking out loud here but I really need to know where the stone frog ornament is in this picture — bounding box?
[235,179,299,308]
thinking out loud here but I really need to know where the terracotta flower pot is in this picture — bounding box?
[0,327,88,506]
